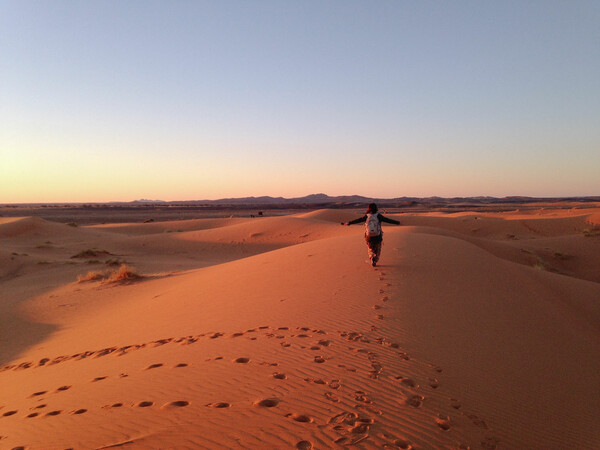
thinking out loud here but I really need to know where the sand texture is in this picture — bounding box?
[1,207,599,449]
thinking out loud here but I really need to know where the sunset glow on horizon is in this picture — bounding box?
[1,1,599,203]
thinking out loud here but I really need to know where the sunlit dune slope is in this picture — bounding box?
[1,209,599,449]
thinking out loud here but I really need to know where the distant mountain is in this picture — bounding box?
[124,194,599,206]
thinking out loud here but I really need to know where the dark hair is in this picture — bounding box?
[367,203,378,214]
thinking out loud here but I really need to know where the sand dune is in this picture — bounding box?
[1,207,599,449]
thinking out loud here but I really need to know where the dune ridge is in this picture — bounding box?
[1,207,599,448]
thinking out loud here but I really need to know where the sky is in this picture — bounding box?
[1,0,599,203]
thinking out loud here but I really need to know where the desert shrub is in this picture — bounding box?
[77,264,141,283]
[85,259,101,264]
[107,264,140,282]
[66,222,78,227]
[78,270,108,282]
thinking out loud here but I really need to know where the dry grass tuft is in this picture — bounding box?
[78,270,108,282]
[77,264,142,283]
[107,264,140,282]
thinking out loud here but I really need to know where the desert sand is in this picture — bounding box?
[1,206,599,449]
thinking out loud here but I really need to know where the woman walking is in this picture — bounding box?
[342,203,400,266]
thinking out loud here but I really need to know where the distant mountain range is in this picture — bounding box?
[128,193,600,207]
[4,194,599,209]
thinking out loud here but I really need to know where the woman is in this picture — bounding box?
[342,203,400,266]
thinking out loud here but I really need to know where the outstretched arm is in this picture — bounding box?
[341,215,367,226]
[378,214,400,225]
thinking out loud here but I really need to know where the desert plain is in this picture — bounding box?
[1,204,599,449]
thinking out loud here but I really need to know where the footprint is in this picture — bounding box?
[381,296,389,302]
[354,391,371,403]
[206,402,231,408]
[46,410,62,416]
[398,378,417,388]
[428,378,440,389]
[175,363,188,368]
[314,356,325,364]
[296,441,313,450]
[351,423,371,434]
[30,391,47,397]
[436,416,451,431]
[286,413,313,423]
[234,357,250,364]
[57,385,71,392]
[26,412,39,418]
[394,439,412,449]
[328,380,341,390]
[92,376,107,382]
[467,414,489,429]
[405,395,424,408]
[254,398,280,408]
[376,314,384,320]
[324,392,339,402]
[450,398,462,409]
[111,403,123,408]
[272,372,287,380]
[163,401,189,408]
[372,305,381,310]
[72,409,87,415]
[145,363,164,370]
[3,410,17,417]
[137,401,153,408]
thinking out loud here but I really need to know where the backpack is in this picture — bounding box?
[365,213,381,237]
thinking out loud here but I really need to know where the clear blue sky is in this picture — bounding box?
[1,0,599,202]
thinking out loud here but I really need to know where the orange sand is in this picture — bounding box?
[1,207,599,449]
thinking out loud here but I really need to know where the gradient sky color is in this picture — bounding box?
[1,1,599,203]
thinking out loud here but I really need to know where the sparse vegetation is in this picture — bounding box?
[77,264,142,283]
[105,258,125,266]
[85,259,101,264]
[583,226,600,237]
[77,270,107,282]
[108,264,141,282]
[553,252,569,260]
[533,257,546,271]
[66,222,78,227]
[71,248,113,259]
